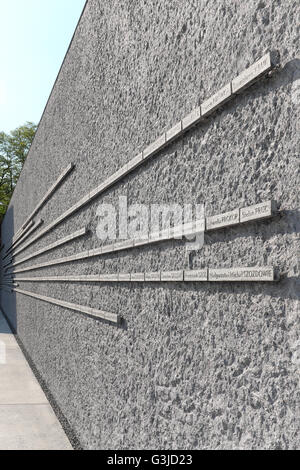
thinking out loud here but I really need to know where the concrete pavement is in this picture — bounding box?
[0,309,72,450]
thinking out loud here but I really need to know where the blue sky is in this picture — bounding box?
[0,0,86,133]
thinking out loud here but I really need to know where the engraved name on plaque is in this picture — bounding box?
[206,209,239,230]
[161,271,184,282]
[201,83,232,117]
[182,107,201,131]
[145,272,161,282]
[240,200,277,223]
[130,273,145,282]
[143,134,166,160]
[100,274,118,282]
[209,267,275,282]
[184,269,208,281]
[232,52,277,94]
[166,122,183,143]
[126,152,143,172]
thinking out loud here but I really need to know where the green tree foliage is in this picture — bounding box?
[0,122,37,220]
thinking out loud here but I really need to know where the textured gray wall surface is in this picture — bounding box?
[1,0,300,449]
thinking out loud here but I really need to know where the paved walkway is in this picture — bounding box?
[0,309,72,450]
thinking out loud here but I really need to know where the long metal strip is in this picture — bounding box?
[6,227,88,269]
[19,163,75,232]
[12,287,119,324]
[6,219,44,255]
[4,220,35,254]
[13,267,276,283]
[4,163,75,254]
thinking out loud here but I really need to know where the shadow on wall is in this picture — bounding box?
[0,205,17,332]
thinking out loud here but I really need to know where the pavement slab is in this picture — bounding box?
[0,309,72,450]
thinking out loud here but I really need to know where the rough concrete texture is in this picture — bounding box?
[1,0,300,449]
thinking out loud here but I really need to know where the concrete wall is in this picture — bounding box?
[1,0,299,449]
